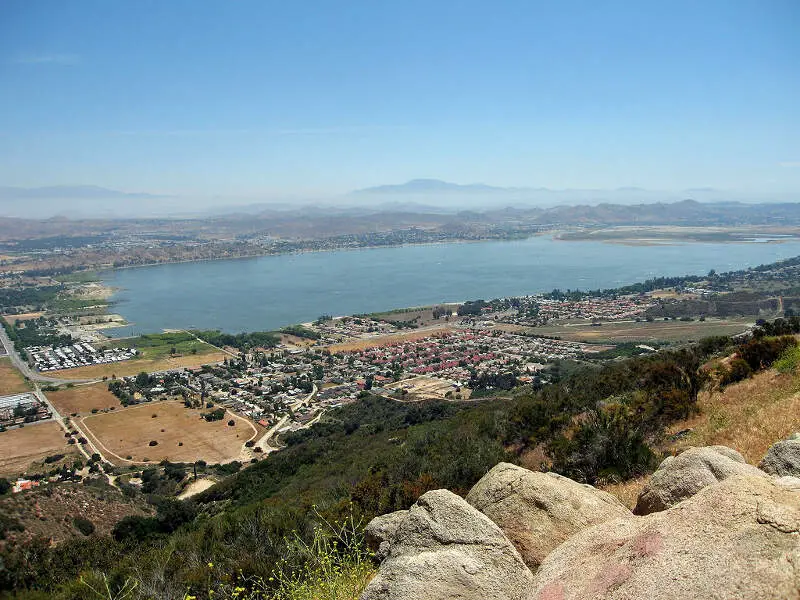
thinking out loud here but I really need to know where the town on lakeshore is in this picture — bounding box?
[1,251,798,493]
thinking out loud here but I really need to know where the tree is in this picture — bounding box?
[135,372,151,388]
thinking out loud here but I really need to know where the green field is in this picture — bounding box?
[111,331,219,359]
[54,270,101,284]
[47,297,110,312]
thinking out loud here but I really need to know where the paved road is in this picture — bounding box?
[256,415,289,453]
[0,325,95,385]
[255,384,319,452]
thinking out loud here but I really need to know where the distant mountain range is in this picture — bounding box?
[0,185,180,218]
[0,185,167,200]
[347,179,792,210]
[352,179,724,197]
[0,181,797,219]
[352,179,518,195]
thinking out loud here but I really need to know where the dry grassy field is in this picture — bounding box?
[79,400,257,465]
[532,318,753,343]
[48,383,121,416]
[279,333,317,348]
[370,305,458,328]
[50,352,227,380]
[0,421,72,477]
[0,357,31,395]
[669,369,800,464]
[600,366,800,508]
[2,312,44,325]
[326,326,453,353]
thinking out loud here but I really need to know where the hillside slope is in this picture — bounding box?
[603,364,800,507]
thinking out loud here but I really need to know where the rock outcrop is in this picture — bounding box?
[465,463,631,569]
[360,489,534,600]
[634,445,766,514]
[364,510,408,561]
[530,474,800,600]
[760,436,800,477]
[775,475,800,492]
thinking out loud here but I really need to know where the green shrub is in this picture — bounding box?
[774,345,800,374]
[73,517,95,536]
[738,335,798,371]
[717,358,753,387]
[548,398,659,484]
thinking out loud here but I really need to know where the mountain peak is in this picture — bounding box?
[352,179,508,195]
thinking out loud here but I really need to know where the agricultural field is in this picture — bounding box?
[0,357,31,394]
[78,400,258,465]
[0,421,73,477]
[47,383,121,416]
[530,317,753,344]
[49,351,227,380]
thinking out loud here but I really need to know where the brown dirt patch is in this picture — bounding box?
[0,421,72,477]
[279,334,316,347]
[385,375,470,401]
[0,358,31,395]
[48,383,121,416]
[2,312,44,325]
[49,352,227,380]
[371,306,457,328]
[79,400,257,465]
[326,327,453,353]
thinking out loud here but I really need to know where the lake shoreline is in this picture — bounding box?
[97,236,800,337]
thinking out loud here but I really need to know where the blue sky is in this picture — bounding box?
[0,0,798,201]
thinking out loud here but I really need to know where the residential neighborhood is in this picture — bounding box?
[101,325,606,438]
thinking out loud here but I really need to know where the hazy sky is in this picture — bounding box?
[1,0,798,199]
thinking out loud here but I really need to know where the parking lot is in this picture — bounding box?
[27,343,137,372]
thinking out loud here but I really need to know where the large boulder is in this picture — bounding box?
[365,510,408,561]
[530,474,800,600]
[634,445,766,515]
[760,437,800,477]
[360,489,534,600]
[465,463,631,569]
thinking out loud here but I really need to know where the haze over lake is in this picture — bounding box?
[101,236,800,336]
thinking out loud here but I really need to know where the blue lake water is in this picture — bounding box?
[100,236,800,336]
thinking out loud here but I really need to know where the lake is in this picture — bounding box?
[100,236,800,335]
